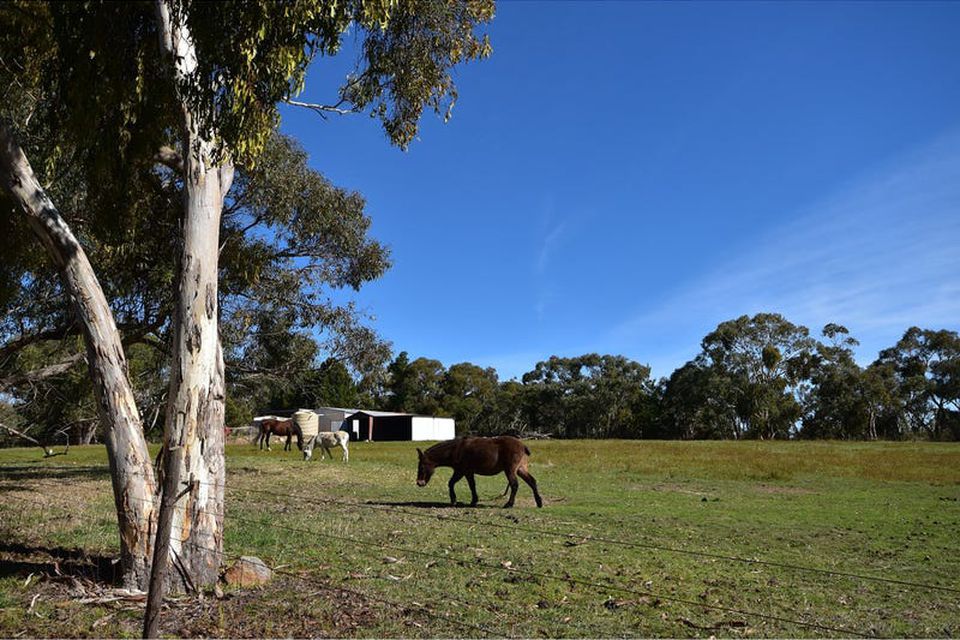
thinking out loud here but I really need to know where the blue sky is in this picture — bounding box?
[281,1,960,381]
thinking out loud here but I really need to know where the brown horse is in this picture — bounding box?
[256,418,302,451]
[416,436,543,508]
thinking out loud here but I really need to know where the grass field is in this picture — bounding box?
[1,440,959,638]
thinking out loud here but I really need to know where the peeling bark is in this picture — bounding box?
[152,0,228,593]
[0,123,157,590]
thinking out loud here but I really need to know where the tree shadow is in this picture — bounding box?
[365,500,499,509]
[0,465,110,493]
[0,542,119,584]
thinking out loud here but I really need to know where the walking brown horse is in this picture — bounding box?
[416,436,543,508]
[256,418,302,451]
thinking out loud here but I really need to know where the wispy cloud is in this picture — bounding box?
[610,128,960,375]
[533,196,574,320]
[536,220,568,275]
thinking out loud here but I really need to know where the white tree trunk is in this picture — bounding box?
[0,123,157,590]
[154,0,229,591]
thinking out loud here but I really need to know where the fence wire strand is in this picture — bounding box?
[5,466,953,638]
[97,486,877,637]
[197,477,960,595]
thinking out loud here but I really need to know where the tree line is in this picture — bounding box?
[211,314,958,442]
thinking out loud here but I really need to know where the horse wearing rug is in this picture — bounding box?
[304,430,350,462]
[416,436,543,508]
[256,418,302,451]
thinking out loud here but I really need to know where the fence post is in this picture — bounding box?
[142,441,185,638]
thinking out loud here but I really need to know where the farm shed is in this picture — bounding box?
[343,410,455,442]
[312,406,362,433]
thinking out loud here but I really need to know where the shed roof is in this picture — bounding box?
[344,409,415,419]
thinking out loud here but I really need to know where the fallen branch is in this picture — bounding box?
[0,421,63,457]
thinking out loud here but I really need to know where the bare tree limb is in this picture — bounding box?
[283,99,357,119]
[0,421,62,457]
[0,351,86,389]
[0,321,77,365]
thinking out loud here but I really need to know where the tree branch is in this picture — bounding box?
[0,351,86,389]
[0,421,64,457]
[0,321,77,364]
[283,99,358,119]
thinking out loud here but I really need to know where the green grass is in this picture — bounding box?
[2,440,959,638]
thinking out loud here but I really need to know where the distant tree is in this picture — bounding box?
[473,379,530,435]
[406,358,447,416]
[382,354,448,415]
[440,362,498,433]
[860,361,904,440]
[520,354,656,438]
[307,358,361,409]
[659,358,741,439]
[700,313,816,439]
[383,351,413,412]
[875,327,960,440]
[801,324,868,439]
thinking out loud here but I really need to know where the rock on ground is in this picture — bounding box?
[223,556,273,588]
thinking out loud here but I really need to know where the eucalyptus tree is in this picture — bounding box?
[2,132,390,443]
[0,1,165,588]
[700,313,817,439]
[875,327,960,439]
[1,0,494,591]
[800,324,868,439]
[440,362,499,432]
[520,354,655,438]
[472,379,530,436]
[860,361,904,440]
[406,357,448,415]
[659,358,742,439]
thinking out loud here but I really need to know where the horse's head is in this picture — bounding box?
[416,448,435,487]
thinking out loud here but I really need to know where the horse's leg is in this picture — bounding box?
[265,433,272,451]
[503,469,519,508]
[448,471,463,505]
[466,474,479,507]
[284,433,292,451]
[340,442,348,462]
[517,467,543,508]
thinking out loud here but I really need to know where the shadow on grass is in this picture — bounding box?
[365,500,502,509]
[0,464,110,490]
[0,542,119,584]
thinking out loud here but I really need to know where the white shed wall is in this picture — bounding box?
[411,416,455,441]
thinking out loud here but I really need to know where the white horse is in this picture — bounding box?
[304,430,350,462]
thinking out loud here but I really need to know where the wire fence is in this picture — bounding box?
[6,464,957,595]
[2,467,956,637]
[204,479,960,595]
[1,478,900,637]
